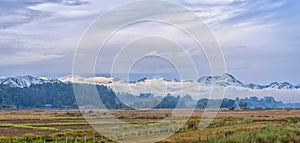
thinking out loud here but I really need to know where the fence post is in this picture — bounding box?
[128,133,131,139]
[65,136,68,143]
[44,138,46,143]
[122,132,125,140]
[93,134,95,143]
[84,136,86,143]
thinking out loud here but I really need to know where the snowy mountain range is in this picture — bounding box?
[0,75,61,88]
[0,74,299,90]
[197,73,298,89]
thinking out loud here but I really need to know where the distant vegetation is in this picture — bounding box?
[0,83,124,110]
[0,83,299,110]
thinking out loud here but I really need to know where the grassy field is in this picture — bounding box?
[0,109,300,143]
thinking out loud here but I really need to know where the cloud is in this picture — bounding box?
[28,1,97,19]
[0,0,299,86]
[179,0,287,30]
[0,0,90,29]
[0,52,64,66]
[182,0,236,6]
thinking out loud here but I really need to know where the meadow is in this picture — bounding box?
[0,109,300,143]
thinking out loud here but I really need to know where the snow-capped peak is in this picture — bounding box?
[0,75,61,88]
[2,74,298,90]
[57,73,300,90]
[198,73,244,87]
[266,82,295,89]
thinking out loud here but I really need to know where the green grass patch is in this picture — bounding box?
[0,123,58,131]
[203,124,300,143]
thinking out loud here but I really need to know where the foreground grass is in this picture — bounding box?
[0,130,114,143]
[1,110,300,143]
[206,124,300,143]
[161,117,300,143]
[2,120,300,143]
[0,123,58,131]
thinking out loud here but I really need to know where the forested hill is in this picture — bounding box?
[0,82,299,110]
[0,83,124,110]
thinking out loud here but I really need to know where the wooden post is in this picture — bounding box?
[65,136,68,143]
[75,136,78,143]
[93,134,95,143]
[127,133,130,139]
[84,136,86,143]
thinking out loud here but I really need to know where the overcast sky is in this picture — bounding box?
[0,0,299,85]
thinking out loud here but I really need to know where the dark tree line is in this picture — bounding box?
[0,83,122,110]
[0,83,293,110]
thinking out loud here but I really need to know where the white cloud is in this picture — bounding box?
[183,0,236,5]
[1,0,299,86]
[28,2,98,19]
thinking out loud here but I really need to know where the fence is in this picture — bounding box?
[38,119,251,142]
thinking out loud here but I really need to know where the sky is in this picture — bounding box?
[0,0,300,85]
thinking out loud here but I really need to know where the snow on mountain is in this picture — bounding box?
[197,73,244,87]
[1,74,299,102]
[265,82,295,89]
[2,73,298,91]
[0,75,61,88]
[244,83,264,89]
[58,73,299,90]
[58,75,116,84]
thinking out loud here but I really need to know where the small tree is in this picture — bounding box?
[239,102,248,110]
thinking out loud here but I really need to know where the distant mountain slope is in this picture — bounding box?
[197,73,244,87]
[58,73,299,90]
[0,75,61,88]
[0,77,299,109]
[0,74,299,100]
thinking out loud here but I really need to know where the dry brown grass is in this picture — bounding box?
[0,109,300,140]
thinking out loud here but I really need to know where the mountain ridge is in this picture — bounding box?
[0,75,61,88]
[0,74,299,90]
